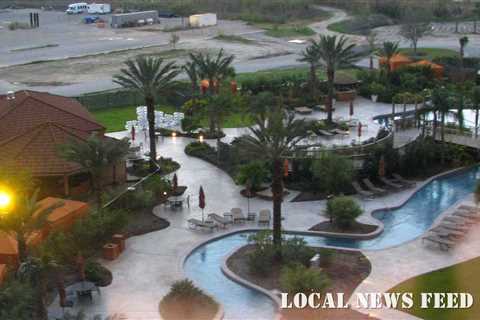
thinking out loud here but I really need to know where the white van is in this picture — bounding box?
[87,3,112,14]
[66,3,88,14]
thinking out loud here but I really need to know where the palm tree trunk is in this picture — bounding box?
[35,279,48,320]
[146,96,157,171]
[369,55,374,69]
[441,112,446,164]
[432,111,438,140]
[327,68,335,124]
[17,234,27,263]
[310,64,317,102]
[94,176,103,209]
[475,108,479,138]
[271,159,283,261]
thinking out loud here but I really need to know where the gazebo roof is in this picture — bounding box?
[0,122,91,176]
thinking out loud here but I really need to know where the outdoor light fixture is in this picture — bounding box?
[171,132,177,137]
[199,135,204,142]
[0,189,13,213]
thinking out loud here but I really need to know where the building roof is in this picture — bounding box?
[0,90,104,140]
[0,122,91,176]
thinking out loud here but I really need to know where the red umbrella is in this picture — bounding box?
[349,101,354,117]
[131,126,135,142]
[199,186,206,221]
[172,173,178,192]
[283,159,289,177]
[357,122,363,138]
[76,254,86,282]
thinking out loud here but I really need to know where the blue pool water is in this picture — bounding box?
[184,166,480,319]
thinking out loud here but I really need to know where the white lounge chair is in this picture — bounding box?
[258,209,271,225]
[430,226,464,239]
[231,208,246,223]
[352,181,374,198]
[443,215,470,225]
[422,234,456,251]
[187,218,217,231]
[362,178,387,195]
[392,173,416,187]
[208,213,232,228]
[379,177,403,190]
[438,222,469,232]
[452,211,480,221]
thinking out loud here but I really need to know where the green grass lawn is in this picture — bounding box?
[214,34,256,44]
[399,48,459,61]
[388,257,480,320]
[259,24,316,38]
[92,105,254,132]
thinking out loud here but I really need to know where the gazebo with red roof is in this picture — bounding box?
[0,91,126,196]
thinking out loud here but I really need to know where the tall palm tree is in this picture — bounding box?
[237,107,309,258]
[113,57,180,171]
[183,60,199,97]
[188,49,235,95]
[379,41,400,75]
[0,190,61,263]
[312,35,360,123]
[59,135,130,208]
[298,41,321,102]
[471,86,480,138]
[432,87,453,163]
[366,31,378,70]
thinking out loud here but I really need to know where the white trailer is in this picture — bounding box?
[189,13,217,28]
[66,3,88,14]
[87,3,111,14]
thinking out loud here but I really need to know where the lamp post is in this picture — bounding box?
[0,189,12,216]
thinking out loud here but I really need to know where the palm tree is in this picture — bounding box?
[17,256,59,320]
[59,135,130,208]
[312,35,360,123]
[113,56,180,171]
[298,41,321,102]
[459,36,469,68]
[188,49,235,95]
[183,60,199,97]
[379,41,400,75]
[367,31,378,70]
[237,107,309,258]
[0,190,61,263]
[471,86,480,138]
[432,87,453,163]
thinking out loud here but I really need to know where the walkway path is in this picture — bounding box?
[48,100,479,320]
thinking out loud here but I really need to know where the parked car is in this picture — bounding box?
[83,15,100,24]
[66,2,88,14]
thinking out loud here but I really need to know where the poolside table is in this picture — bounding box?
[247,212,256,221]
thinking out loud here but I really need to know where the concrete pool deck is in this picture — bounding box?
[48,101,479,320]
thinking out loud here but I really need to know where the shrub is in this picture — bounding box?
[85,260,112,287]
[8,21,30,30]
[282,237,316,267]
[280,263,330,294]
[236,161,269,191]
[0,279,35,319]
[311,153,354,195]
[326,196,363,229]
[368,82,385,96]
[160,279,217,320]
[143,175,171,198]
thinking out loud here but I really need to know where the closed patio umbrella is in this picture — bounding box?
[358,122,363,138]
[76,254,86,282]
[199,186,206,222]
[349,100,354,117]
[57,274,67,309]
[378,155,386,178]
[283,159,289,177]
[131,126,135,142]
[172,173,178,192]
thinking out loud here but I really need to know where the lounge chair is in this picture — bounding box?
[352,181,374,198]
[438,221,469,232]
[187,218,217,231]
[443,215,470,225]
[208,213,232,228]
[430,226,464,239]
[453,211,480,221]
[458,205,478,213]
[392,173,416,187]
[318,129,334,137]
[422,234,456,251]
[258,209,271,225]
[362,178,387,195]
[231,208,247,223]
[379,177,403,190]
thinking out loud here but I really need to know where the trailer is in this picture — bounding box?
[87,3,111,14]
[189,13,217,28]
[66,3,88,14]
[111,10,158,28]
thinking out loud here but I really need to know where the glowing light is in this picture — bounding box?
[199,135,204,142]
[172,132,177,137]
[0,190,12,211]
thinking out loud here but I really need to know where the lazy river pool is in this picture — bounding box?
[184,166,480,319]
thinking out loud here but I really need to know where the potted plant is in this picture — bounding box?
[368,82,384,103]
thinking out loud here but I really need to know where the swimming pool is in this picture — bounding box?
[184,166,480,319]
